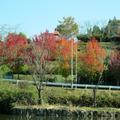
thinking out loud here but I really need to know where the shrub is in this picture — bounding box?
[0,65,11,78]
[44,87,120,108]
[0,81,120,110]
[0,90,15,113]
[0,81,36,113]
[15,90,36,105]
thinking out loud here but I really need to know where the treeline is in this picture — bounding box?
[77,17,120,42]
[77,34,120,42]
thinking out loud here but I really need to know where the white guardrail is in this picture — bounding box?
[2,79,120,90]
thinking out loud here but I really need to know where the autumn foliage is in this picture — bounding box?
[109,50,120,85]
[110,50,120,71]
[0,41,4,57]
[0,41,5,64]
[56,38,77,76]
[4,33,28,64]
[0,33,29,76]
[79,38,106,81]
[33,32,57,61]
[0,30,119,86]
[24,32,58,104]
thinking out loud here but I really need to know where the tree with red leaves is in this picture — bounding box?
[5,33,28,79]
[0,41,5,65]
[25,31,57,104]
[79,38,106,83]
[56,38,77,83]
[109,50,120,86]
[78,38,107,106]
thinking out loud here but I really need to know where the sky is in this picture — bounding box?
[0,0,120,37]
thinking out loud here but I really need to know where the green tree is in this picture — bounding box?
[91,25,102,41]
[56,16,79,38]
[92,25,101,36]
[104,17,120,37]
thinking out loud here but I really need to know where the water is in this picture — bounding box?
[0,114,119,120]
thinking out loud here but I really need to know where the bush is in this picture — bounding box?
[0,65,11,78]
[0,90,15,113]
[0,81,36,113]
[44,87,120,108]
[15,90,36,105]
[0,81,120,111]
[17,81,30,89]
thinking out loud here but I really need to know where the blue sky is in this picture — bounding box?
[0,0,120,37]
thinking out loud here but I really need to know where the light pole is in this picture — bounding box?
[67,33,74,88]
[70,35,78,88]
[71,38,74,88]
[75,38,78,84]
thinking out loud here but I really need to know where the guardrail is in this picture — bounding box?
[2,79,120,90]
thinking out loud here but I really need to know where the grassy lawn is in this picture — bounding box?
[13,74,76,83]
[0,80,120,108]
[13,74,64,82]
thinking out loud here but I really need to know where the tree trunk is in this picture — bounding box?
[17,73,20,80]
[93,86,97,107]
[38,89,42,104]
[92,73,103,107]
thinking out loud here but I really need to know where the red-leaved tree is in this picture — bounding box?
[109,50,120,86]
[79,38,106,83]
[5,33,28,79]
[0,41,5,65]
[78,38,107,106]
[56,38,77,82]
[25,31,57,104]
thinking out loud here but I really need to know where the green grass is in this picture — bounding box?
[13,74,33,80]
[13,74,74,83]
[0,80,120,108]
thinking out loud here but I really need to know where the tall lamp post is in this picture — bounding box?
[70,34,78,88]
[71,37,74,88]
[75,37,78,85]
